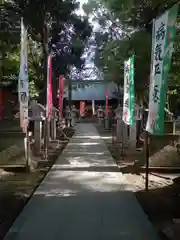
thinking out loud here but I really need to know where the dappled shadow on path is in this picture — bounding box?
[3,123,159,239]
[51,166,121,172]
[4,168,159,240]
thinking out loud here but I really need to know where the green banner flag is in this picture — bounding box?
[146,4,179,135]
[122,55,135,125]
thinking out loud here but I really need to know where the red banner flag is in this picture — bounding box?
[58,75,65,119]
[105,88,108,117]
[47,55,53,121]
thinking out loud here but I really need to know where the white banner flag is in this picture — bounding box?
[18,17,29,132]
[146,5,178,135]
[122,55,135,125]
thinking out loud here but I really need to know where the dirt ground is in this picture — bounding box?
[96,124,180,240]
[0,128,74,240]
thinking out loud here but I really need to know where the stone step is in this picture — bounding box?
[0,131,25,137]
[0,164,27,172]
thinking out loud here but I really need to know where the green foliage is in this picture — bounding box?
[84,0,180,109]
[103,0,179,30]
[0,0,92,101]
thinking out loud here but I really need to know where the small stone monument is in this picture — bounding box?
[29,100,46,155]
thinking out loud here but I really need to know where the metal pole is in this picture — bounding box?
[145,131,150,191]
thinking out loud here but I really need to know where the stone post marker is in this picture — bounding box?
[51,107,58,141]
[29,100,46,155]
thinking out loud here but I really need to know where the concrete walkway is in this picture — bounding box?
[4,124,159,240]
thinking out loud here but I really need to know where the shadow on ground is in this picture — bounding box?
[137,177,180,240]
[95,123,180,239]
[0,128,74,239]
[4,171,158,240]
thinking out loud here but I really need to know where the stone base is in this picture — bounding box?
[38,159,51,168]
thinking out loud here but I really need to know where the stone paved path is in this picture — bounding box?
[4,124,159,240]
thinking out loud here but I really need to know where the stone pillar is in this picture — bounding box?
[129,123,136,148]
[105,108,113,130]
[34,120,42,154]
[92,100,95,116]
[104,117,109,130]
[129,104,137,148]
[135,103,143,149]
[115,105,128,147]
[115,105,122,143]
[97,106,104,126]
[116,118,122,143]
[122,122,128,148]
[65,106,70,127]
[0,89,3,120]
[29,100,46,155]
[51,118,56,140]
[51,108,58,141]
[71,105,78,127]
[44,119,50,152]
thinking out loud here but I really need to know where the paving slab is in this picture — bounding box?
[4,124,159,240]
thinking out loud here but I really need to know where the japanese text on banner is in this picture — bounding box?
[18,18,28,132]
[122,55,135,125]
[146,5,178,135]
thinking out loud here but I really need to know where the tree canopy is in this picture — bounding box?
[83,0,180,109]
[0,0,92,101]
